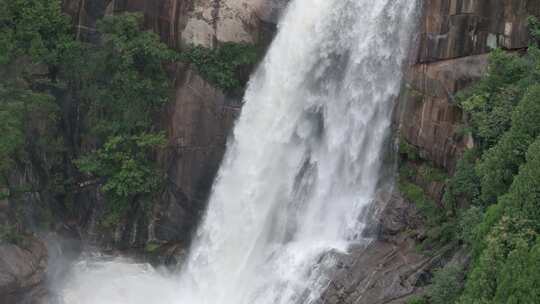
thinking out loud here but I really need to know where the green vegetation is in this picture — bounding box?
[68,14,174,225]
[75,13,176,137]
[0,0,65,184]
[145,242,161,253]
[429,266,463,304]
[0,2,175,230]
[407,296,429,304]
[77,133,166,204]
[399,136,420,161]
[182,43,259,90]
[0,224,23,244]
[442,150,480,211]
[402,19,540,304]
[0,1,258,232]
[0,0,71,66]
[398,142,456,248]
[405,266,464,304]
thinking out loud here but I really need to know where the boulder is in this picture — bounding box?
[0,237,48,304]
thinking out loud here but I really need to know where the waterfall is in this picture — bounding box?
[56,0,418,303]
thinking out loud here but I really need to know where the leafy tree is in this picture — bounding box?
[443,149,481,210]
[70,14,175,225]
[182,42,259,90]
[407,296,429,304]
[528,16,540,45]
[0,0,71,67]
[477,84,540,204]
[458,49,528,150]
[459,140,540,303]
[77,133,166,227]
[418,17,540,304]
[429,265,464,304]
[457,206,484,246]
[494,238,540,303]
[77,133,166,199]
[0,84,58,183]
[1,6,176,228]
[76,13,176,137]
[0,224,23,244]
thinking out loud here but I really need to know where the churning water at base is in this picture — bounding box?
[56,0,418,303]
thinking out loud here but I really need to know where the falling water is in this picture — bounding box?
[56,0,418,303]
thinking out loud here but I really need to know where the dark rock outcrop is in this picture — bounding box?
[418,0,540,63]
[398,0,540,171]
[0,237,48,304]
[317,193,429,304]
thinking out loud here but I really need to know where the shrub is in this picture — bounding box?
[0,224,23,245]
[429,265,464,304]
[443,149,481,211]
[528,16,540,44]
[407,296,428,304]
[477,85,540,204]
[182,43,259,90]
[458,49,529,150]
[79,13,176,137]
[399,137,420,161]
[457,206,484,246]
[77,133,166,202]
[0,0,72,66]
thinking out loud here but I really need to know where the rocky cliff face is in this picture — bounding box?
[57,0,290,253]
[63,0,284,47]
[321,1,540,303]
[398,0,540,171]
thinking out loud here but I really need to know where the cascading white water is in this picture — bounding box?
[56,0,418,303]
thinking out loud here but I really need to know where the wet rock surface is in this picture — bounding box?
[316,193,429,304]
[398,0,540,171]
[0,237,48,304]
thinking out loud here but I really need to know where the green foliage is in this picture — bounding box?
[66,14,175,226]
[0,0,65,184]
[182,43,259,90]
[399,137,420,161]
[493,238,540,303]
[477,84,540,204]
[471,203,504,257]
[0,0,71,66]
[0,84,59,181]
[77,13,176,137]
[77,133,166,202]
[399,178,447,235]
[459,217,538,304]
[429,265,464,304]
[145,242,161,253]
[399,181,434,217]
[407,296,429,304]
[418,163,448,183]
[0,224,23,244]
[500,139,540,230]
[410,19,540,304]
[528,16,540,44]
[398,160,456,248]
[1,6,176,230]
[458,49,529,150]
[458,139,540,303]
[457,206,484,246]
[443,150,481,209]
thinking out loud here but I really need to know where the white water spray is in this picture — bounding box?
[56,0,418,303]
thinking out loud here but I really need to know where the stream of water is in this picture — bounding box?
[55,0,418,303]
